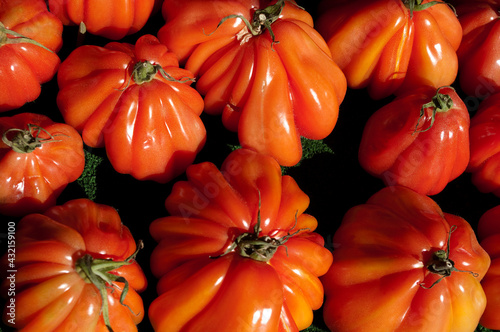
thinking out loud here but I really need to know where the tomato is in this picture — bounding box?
[358,86,470,195]
[148,148,333,331]
[0,113,85,216]
[47,0,157,40]
[322,186,490,332]
[0,199,147,331]
[467,92,500,197]
[315,0,461,100]
[477,205,500,330]
[157,0,347,166]
[453,0,500,98]
[56,34,206,183]
[0,0,62,111]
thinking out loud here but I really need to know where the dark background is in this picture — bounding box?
[2,1,499,331]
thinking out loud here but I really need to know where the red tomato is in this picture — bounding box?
[157,0,347,166]
[0,0,62,111]
[322,186,490,332]
[454,0,500,98]
[148,148,333,331]
[56,34,206,183]
[467,92,500,197]
[358,86,469,195]
[0,113,85,216]
[477,205,500,330]
[315,0,461,100]
[0,199,147,331]
[47,0,156,40]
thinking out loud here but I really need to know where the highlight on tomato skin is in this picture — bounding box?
[47,0,158,40]
[0,198,148,332]
[157,0,347,167]
[0,112,85,217]
[148,148,333,331]
[0,0,63,112]
[467,92,500,198]
[321,186,490,332]
[358,85,470,196]
[315,0,461,100]
[452,0,500,99]
[477,205,500,331]
[56,34,206,184]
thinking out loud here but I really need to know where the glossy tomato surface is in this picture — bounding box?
[158,0,347,166]
[322,186,490,332]
[0,112,85,216]
[468,92,500,197]
[453,0,500,98]
[0,0,62,111]
[358,85,470,195]
[0,199,147,331]
[477,205,500,330]
[149,148,333,331]
[316,0,461,100]
[47,0,156,40]
[57,34,206,183]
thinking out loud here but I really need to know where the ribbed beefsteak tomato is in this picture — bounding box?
[0,199,147,331]
[453,0,500,98]
[148,148,333,331]
[358,86,470,195]
[0,0,62,111]
[322,186,490,332]
[157,0,347,166]
[56,34,206,183]
[315,0,461,100]
[468,92,500,197]
[0,112,84,216]
[47,0,157,40]
[477,205,500,330]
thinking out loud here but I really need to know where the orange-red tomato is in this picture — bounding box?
[467,92,500,197]
[0,113,85,216]
[0,0,62,111]
[454,0,500,98]
[47,0,157,40]
[316,0,461,100]
[157,0,347,166]
[149,148,333,331]
[358,86,470,195]
[477,205,500,330]
[56,34,206,183]
[322,186,490,332]
[0,199,147,331]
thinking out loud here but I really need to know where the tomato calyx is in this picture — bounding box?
[0,21,53,52]
[420,225,479,289]
[205,0,301,49]
[414,86,454,133]
[75,240,144,332]
[403,0,455,18]
[216,194,308,262]
[118,60,195,89]
[2,124,66,153]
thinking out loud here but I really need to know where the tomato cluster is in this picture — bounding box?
[1,0,500,331]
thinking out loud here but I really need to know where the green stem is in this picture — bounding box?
[414,86,455,134]
[75,240,144,332]
[403,0,455,18]
[0,21,53,53]
[2,124,66,153]
[419,226,479,289]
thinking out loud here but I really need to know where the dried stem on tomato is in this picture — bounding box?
[215,192,309,262]
[0,21,53,52]
[420,225,479,289]
[75,240,144,332]
[2,124,67,153]
[414,86,455,133]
